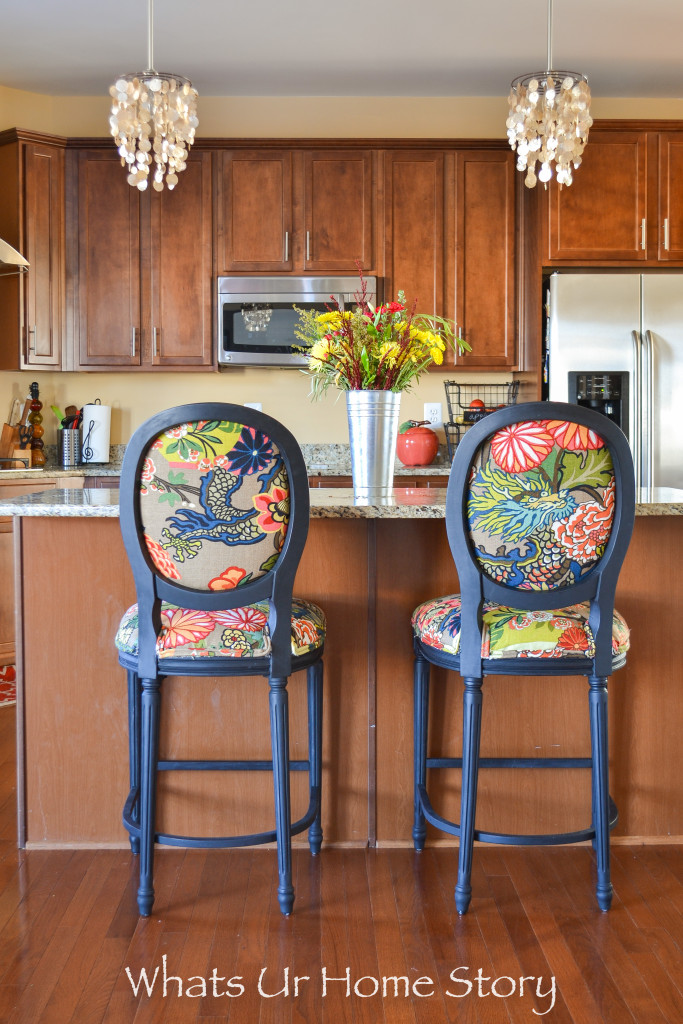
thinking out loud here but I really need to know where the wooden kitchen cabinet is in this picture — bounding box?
[451,149,517,369]
[542,125,683,265]
[68,147,213,370]
[0,130,65,370]
[383,148,517,371]
[656,132,683,261]
[383,150,446,318]
[216,148,375,274]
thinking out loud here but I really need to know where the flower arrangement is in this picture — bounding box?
[295,266,471,398]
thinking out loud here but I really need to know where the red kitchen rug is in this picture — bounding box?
[0,665,16,707]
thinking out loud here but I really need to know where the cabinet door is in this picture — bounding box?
[657,133,683,261]
[543,132,648,262]
[73,150,141,367]
[383,151,445,317]
[217,150,293,272]
[303,150,374,272]
[452,150,516,369]
[22,143,64,367]
[147,151,214,366]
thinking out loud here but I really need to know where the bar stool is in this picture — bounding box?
[114,403,325,917]
[411,402,635,913]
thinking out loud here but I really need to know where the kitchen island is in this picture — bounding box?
[3,486,683,850]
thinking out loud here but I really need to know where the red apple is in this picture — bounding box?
[396,420,439,467]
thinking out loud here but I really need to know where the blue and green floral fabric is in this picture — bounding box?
[138,420,289,591]
[468,419,616,589]
[115,597,326,660]
[412,597,629,661]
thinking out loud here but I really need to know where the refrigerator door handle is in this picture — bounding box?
[643,330,655,489]
[631,329,642,487]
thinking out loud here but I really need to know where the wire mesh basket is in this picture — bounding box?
[443,381,520,461]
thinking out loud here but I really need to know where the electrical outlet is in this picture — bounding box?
[244,402,262,412]
[424,402,442,426]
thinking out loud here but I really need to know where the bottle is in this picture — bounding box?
[28,382,46,468]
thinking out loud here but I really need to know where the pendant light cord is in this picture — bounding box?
[547,0,553,72]
[147,0,155,73]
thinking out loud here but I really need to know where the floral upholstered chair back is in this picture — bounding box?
[138,418,290,591]
[467,417,615,591]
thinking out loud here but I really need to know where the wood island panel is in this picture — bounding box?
[14,510,683,848]
[18,516,370,847]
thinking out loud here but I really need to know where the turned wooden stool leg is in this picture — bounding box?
[307,660,323,855]
[137,676,161,917]
[413,654,430,851]
[269,675,294,915]
[455,676,483,915]
[589,675,613,911]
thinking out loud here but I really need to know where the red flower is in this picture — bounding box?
[545,420,605,451]
[556,625,591,653]
[213,606,268,631]
[144,535,181,580]
[490,421,555,473]
[158,608,215,650]
[208,567,248,591]
[253,485,289,533]
[552,480,615,564]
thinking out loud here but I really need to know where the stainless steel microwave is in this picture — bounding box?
[217,275,376,367]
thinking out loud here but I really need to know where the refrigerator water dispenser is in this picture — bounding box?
[568,372,629,441]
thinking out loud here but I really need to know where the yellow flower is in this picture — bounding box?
[430,347,444,365]
[379,341,400,363]
[309,338,332,362]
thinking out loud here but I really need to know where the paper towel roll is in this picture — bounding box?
[81,404,111,464]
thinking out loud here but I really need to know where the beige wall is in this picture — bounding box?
[2,89,682,445]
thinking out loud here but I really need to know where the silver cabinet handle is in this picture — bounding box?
[284,230,289,263]
[641,218,646,250]
[153,327,159,357]
[664,217,670,251]
[27,325,36,354]
[306,231,310,262]
[131,327,137,358]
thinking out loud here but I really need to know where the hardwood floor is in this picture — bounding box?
[0,706,681,1023]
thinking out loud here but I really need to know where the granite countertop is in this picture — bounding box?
[0,442,452,482]
[2,486,683,519]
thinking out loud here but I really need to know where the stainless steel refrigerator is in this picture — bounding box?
[546,272,683,490]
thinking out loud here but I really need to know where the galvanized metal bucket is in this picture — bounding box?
[346,389,401,502]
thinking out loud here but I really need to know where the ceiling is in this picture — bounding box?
[1,0,682,100]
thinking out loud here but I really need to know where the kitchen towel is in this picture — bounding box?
[81,403,111,464]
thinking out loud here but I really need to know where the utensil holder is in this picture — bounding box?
[59,428,81,469]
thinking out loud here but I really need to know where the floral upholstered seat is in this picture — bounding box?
[116,597,325,660]
[412,598,629,660]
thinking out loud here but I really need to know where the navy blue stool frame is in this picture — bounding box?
[413,402,635,914]
[117,403,324,917]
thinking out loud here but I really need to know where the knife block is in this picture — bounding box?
[0,424,32,467]
[0,423,18,460]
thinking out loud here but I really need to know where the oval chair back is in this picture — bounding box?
[446,401,635,679]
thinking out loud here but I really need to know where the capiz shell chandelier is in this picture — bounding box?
[506,0,592,189]
[109,0,199,192]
